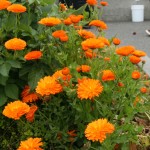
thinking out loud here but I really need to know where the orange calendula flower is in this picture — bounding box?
[26,105,38,122]
[132,71,141,79]
[85,49,97,58]
[60,36,68,42]
[38,17,61,27]
[133,97,140,106]
[102,70,116,81]
[62,67,70,75]
[77,78,103,100]
[74,25,83,30]
[2,100,30,120]
[36,76,63,96]
[116,45,135,56]
[78,29,96,39]
[98,37,110,46]
[7,4,26,13]
[53,69,72,81]
[104,57,110,61]
[89,20,107,30]
[140,87,147,93]
[67,130,77,142]
[77,77,87,84]
[0,0,11,10]
[85,118,115,143]
[17,138,43,150]
[52,30,68,42]
[81,38,105,51]
[69,14,83,24]
[22,93,39,103]
[67,130,77,137]
[132,50,146,57]
[100,1,108,6]
[63,17,72,25]
[21,85,39,103]
[60,3,67,11]
[81,65,91,72]
[52,30,66,38]
[5,38,26,51]
[129,55,141,64]
[113,37,121,45]
[24,51,42,60]
[86,0,97,6]
[76,66,81,72]
[118,82,124,87]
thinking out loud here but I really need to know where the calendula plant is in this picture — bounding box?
[0,0,149,149]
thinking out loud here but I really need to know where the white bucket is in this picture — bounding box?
[131,5,144,22]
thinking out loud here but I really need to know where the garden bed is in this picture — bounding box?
[0,0,149,149]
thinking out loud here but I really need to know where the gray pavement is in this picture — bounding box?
[90,21,150,76]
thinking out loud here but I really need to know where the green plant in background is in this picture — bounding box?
[0,0,149,149]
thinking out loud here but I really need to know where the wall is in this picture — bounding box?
[100,0,150,21]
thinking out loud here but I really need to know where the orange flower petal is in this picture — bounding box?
[2,100,30,120]
[0,0,11,10]
[24,51,42,60]
[26,105,38,122]
[100,1,108,6]
[77,78,103,100]
[81,38,105,50]
[132,50,146,57]
[113,38,121,45]
[5,38,26,50]
[86,0,97,6]
[89,20,107,29]
[78,29,96,39]
[38,17,61,26]
[85,118,115,143]
[36,76,63,96]
[116,45,135,56]
[129,55,141,64]
[17,138,43,150]
[7,4,26,13]
[69,14,83,24]
[132,71,141,79]
[102,70,116,81]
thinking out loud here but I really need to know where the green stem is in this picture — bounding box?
[90,146,98,150]
[38,109,49,120]
[99,7,103,20]
[15,14,19,37]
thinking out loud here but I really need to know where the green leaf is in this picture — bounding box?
[42,0,55,5]
[19,23,37,36]
[28,65,44,90]
[19,64,32,77]
[0,87,7,106]
[40,0,56,5]
[73,4,87,15]
[7,60,22,68]
[28,0,36,5]
[0,75,8,85]
[4,84,19,99]
[3,13,16,31]
[0,58,4,65]
[0,62,11,77]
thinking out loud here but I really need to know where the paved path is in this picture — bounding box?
[90,21,150,76]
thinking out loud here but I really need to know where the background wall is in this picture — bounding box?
[100,0,150,21]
